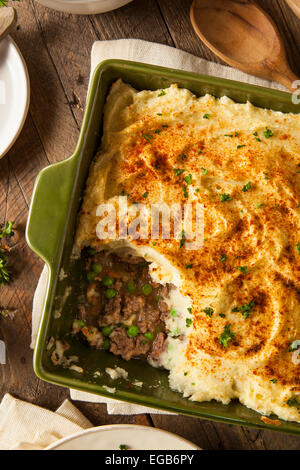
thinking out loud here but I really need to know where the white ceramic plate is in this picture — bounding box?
[0,36,30,159]
[46,424,200,450]
[35,0,133,15]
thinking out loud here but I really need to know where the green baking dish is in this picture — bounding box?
[26,59,300,435]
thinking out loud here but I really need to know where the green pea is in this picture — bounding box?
[77,319,85,328]
[142,283,152,295]
[104,288,116,299]
[127,281,136,293]
[144,331,154,341]
[102,276,114,286]
[92,262,102,274]
[102,325,113,336]
[87,272,96,282]
[127,325,139,337]
[103,338,110,350]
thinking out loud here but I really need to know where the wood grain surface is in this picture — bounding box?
[0,0,299,450]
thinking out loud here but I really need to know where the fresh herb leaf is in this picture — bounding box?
[296,243,300,255]
[142,192,148,199]
[186,318,193,327]
[158,90,166,97]
[237,266,248,274]
[242,182,252,192]
[219,313,226,318]
[263,127,274,138]
[184,174,192,185]
[200,167,208,175]
[202,307,214,318]
[287,397,300,408]
[182,186,188,198]
[270,379,277,384]
[173,168,185,176]
[0,221,14,238]
[186,263,193,269]
[237,144,246,149]
[240,300,254,319]
[220,254,227,262]
[289,340,300,352]
[219,324,236,348]
[170,308,177,318]
[142,134,153,144]
[119,444,129,450]
[179,230,186,248]
[203,114,210,119]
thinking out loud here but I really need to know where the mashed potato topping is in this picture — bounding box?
[75,79,300,422]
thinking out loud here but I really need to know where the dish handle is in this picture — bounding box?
[26,157,76,266]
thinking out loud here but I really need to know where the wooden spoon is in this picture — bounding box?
[285,0,300,20]
[190,0,298,92]
[0,7,17,42]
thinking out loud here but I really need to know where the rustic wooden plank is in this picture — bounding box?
[156,0,224,63]
[257,0,300,77]
[91,0,173,46]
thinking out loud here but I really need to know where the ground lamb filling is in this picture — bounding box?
[72,250,174,362]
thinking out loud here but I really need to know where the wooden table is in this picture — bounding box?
[0,0,300,450]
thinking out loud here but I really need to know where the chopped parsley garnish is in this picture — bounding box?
[240,300,254,319]
[296,243,300,255]
[181,153,187,161]
[187,307,192,314]
[203,114,210,119]
[157,113,162,116]
[158,90,166,97]
[179,230,186,248]
[263,127,274,138]
[200,167,208,175]
[255,137,261,142]
[220,253,227,262]
[182,185,188,198]
[237,144,246,149]
[219,313,226,318]
[184,174,192,184]
[184,372,188,376]
[270,379,277,384]
[289,340,300,351]
[257,203,263,208]
[234,132,238,137]
[202,307,214,318]
[237,266,248,274]
[142,192,148,199]
[220,193,232,202]
[232,300,254,319]
[186,263,193,269]
[173,168,185,176]
[242,181,252,192]
[253,131,258,136]
[154,129,161,134]
[224,134,233,137]
[186,318,193,327]
[142,134,153,144]
[198,149,202,154]
[219,324,236,348]
[287,397,300,408]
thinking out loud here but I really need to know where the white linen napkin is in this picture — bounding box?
[31,39,287,415]
[0,393,92,450]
